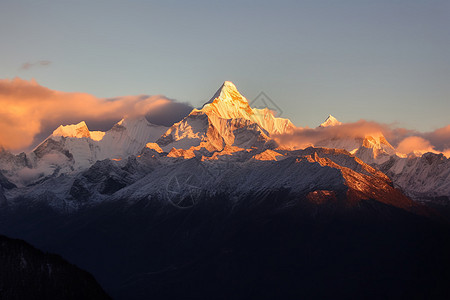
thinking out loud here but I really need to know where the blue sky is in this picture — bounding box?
[1,0,449,131]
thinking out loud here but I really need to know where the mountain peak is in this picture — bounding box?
[158,81,296,151]
[204,81,247,106]
[117,115,148,126]
[51,121,106,141]
[319,115,342,128]
[223,80,237,88]
[114,115,162,130]
[195,81,255,122]
[52,121,91,138]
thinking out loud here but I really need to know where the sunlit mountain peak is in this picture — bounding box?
[319,115,342,128]
[52,121,92,139]
[157,81,295,152]
[199,81,295,135]
[203,81,246,106]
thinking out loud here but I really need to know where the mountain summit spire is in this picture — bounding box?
[157,80,295,151]
[204,81,247,106]
[52,121,91,138]
[319,115,342,128]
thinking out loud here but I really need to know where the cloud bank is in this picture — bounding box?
[423,125,450,152]
[274,120,390,149]
[0,78,192,151]
[274,120,450,157]
[396,137,435,155]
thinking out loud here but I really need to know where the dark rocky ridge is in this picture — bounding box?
[0,234,110,300]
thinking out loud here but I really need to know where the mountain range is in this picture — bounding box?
[0,81,448,206]
[1,81,449,299]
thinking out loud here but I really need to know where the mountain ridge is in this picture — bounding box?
[0,81,448,206]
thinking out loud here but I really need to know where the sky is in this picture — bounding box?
[1,0,449,151]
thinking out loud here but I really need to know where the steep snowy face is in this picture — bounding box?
[98,117,167,160]
[353,133,396,164]
[202,81,251,115]
[319,115,342,128]
[48,116,168,163]
[158,81,294,152]
[7,145,424,216]
[52,121,96,139]
[200,81,295,135]
[3,117,168,186]
[378,152,450,201]
[297,148,416,211]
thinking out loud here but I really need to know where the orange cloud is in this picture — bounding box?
[0,78,191,151]
[273,120,389,149]
[274,120,450,158]
[424,125,450,151]
[396,136,435,155]
[396,136,450,158]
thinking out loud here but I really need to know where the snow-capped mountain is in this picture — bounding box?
[95,117,167,159]
[157,81,294,152]
[2,143,425,216]
[315,115,395,164]
[0,148,31,179]
[352,133,396,164]
[312,115,450,201]
[202,81,295,135]
[1,117,167,186]
[377,152,450,203]
[319,115,342,128]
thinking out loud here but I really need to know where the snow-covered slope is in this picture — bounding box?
[377,152,450,203]
[353,133,396,164]
[3,146,424,216]
[157,81,294,152]
[95,117,167,160]
[0,148,31,176]
[1,117,167,186]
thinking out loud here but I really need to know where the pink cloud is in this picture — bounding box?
[0,78,191,151]
[396,136,435,155]
[274,119,450,157]
[273,120,390,149]
[423,125,450,151]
